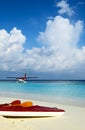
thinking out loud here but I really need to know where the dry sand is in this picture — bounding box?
[0,97,85,130]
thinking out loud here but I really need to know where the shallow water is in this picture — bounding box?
[0,80,85,106]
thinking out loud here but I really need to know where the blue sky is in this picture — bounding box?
[0,0,85,79]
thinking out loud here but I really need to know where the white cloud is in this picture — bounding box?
[56,0,74,16]
[0,27,26,71]
[0,16,85,74]
[37,16,84,72]
[38,16,83,51]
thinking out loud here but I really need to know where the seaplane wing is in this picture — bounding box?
[7,76,38,79]
[26,76,38,78]
[7,77,19,78]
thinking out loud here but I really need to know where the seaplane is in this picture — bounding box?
[7,73,37,83]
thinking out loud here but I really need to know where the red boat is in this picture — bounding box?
[0,100,65,117]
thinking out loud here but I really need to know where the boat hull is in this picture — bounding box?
[0,111,64,117]
[0,105,65,117]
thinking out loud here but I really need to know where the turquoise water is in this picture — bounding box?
[0,81,85,106]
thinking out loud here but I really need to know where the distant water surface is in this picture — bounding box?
[0,80,85,106]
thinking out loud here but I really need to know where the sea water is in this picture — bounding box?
[0,80,85,106]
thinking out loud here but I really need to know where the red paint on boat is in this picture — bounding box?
[0,105,65,112]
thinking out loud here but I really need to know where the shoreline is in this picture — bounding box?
[0,91,85,107]
[0,96,85,130]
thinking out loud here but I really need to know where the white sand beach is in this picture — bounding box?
[0,97,85,130]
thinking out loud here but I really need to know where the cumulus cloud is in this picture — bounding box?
[0,27,26,71]
[0,16,85,74]
[56,0,74,16]
[16,16,85,73]
[0,17,84,73]
[37,16,85,72]
[38,16,83,49]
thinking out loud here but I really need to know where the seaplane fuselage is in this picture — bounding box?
[17,74,27,83]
